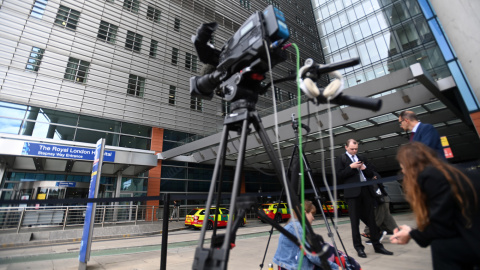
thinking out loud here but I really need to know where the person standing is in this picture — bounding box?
[398,110,443,158]
[390,142,480,269]
[363,171,398,244]
[170,200,180,222]
[335,139,393,258]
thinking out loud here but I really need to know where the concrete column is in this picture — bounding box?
[21,107,39,136]
[112,171,123,221]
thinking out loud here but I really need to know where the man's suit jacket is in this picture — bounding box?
[335,153,375,199]
[412,122,444,158]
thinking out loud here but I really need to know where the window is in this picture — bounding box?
[127,74,145,97]
[64,58,90,83]
[97,21,118,44]
[55,5,80,30]
[240,0,251,10]
[123,0,139,13]
[147,6,160,22]
[274,87,283,102]
[185,53,198,72]
[171,47,179,65]
[125,30,143,52]
[30,0,48,19]
[222,100,230,116]
[149,40,158,57]
[25,47,45,72]
[288,92,296,106]
[174,18,181,31]
[169,85,176,105]
[190,97,202,111]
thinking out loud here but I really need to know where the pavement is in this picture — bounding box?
[0,211,431,270]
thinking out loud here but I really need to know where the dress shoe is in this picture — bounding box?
[356,249,367,258]
[374,246,394,255]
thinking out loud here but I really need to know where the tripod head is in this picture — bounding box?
[291,113,311,134]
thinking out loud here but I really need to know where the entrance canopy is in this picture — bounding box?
[0,134,158,176]
[159,64,480,174]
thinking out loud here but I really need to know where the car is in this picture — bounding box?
[257,203,291,223]
[184,207,246,229]
[322,201,348,216]
[382,179,410,212]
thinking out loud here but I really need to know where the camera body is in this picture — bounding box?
[190,5,290,101]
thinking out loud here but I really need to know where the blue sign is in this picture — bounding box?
[79,140,103,263]
[56,182,76,187]
[22,142,115,162]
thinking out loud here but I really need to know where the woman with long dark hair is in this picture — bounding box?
[390,142,480,269]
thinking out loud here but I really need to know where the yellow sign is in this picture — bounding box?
[440,136,449,147]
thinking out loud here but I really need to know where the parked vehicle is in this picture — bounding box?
[257,203,290,223]
[382,178,410,212]
[322,201,349,216]
[185,207,246,229]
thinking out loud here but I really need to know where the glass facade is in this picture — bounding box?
[312,0,450,88]
[0,101,152,150]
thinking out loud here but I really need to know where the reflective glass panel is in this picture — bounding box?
[374,34,389,60]
[359,19,372,37]
[0,102,27,118]
[344,28,354,45]
[352,23,363,41]
[339,12,348,27]
[368,15,380,34]
[362,0,374,15]
[121,122,151,137]
[366,39,379,62]
[74,129,107,144]
[38,108,78,126]
[119,135,150,150]
[328,35,339,51]
[0,117,21,134]
[346,7,356,22]
[354,3,365,18]
[324,19,334,34]
[78,115,121,133]
[331,15,342,31]
[357,43,371,65]
[376,13,389,30]
[336,32,346,49]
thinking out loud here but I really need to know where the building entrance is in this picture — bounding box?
[14,181,105,206]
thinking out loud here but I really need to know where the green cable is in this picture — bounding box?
[291,43,306,270]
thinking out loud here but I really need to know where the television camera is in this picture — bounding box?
[190,5,290,104]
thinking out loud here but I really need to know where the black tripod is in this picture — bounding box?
[192,86,331,270]
[258,114,351,269]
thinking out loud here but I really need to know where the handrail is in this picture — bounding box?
[0,203,256,233]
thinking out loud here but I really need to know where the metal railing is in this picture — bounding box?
[0,205,169,233]
[0,204,261,234]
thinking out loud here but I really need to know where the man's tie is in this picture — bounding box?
[352,155,366,182]
[409,132,415,141]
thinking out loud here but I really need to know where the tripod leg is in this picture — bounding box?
[196,125,230,247]
[220,117,250,253]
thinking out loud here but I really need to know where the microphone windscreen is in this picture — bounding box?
[200,64,216,76]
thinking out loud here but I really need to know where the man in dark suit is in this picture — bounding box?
[398,110,444,158]
[335,139,393,258]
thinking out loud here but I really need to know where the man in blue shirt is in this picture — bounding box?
[398,111,444,158]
